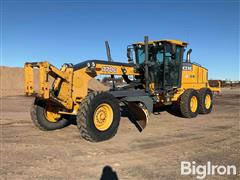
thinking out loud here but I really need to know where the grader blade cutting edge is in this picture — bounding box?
[127,102,149,132]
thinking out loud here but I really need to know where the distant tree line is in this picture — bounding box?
[209,80,240,87]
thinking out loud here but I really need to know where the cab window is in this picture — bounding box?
[136,48,145,64]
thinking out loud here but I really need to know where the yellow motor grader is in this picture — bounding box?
[24,36,220,142]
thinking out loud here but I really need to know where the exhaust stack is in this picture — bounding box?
[105,41,115,89]
[144,36,149,92]
[186,48,192,63]
[105,41,112,62]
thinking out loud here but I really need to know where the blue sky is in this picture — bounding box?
[1,0,239,80]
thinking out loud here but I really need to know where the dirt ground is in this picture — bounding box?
[1,88,239,180]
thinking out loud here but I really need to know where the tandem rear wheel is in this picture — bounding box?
[180,89,200,118]
[179,88,213,118]
[198,88,213,114]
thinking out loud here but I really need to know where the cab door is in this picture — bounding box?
[163,44,183,90]
[151,47,164,91]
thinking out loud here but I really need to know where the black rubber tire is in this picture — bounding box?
[199,88,213,114]
[76,91,120,142]
[180,89,200,118]
[30,98,71,131]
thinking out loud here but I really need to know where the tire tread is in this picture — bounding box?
[180,89,199,118]
[76,91,120,142]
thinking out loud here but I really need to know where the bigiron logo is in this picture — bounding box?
[181,161,237,179]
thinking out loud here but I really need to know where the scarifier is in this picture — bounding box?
[24,36,220,142]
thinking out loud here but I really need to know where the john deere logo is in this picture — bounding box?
[183,66,192,71]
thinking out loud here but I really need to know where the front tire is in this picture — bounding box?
[30,98,71,131]
[76,91,120,142]
[180,89,200,118]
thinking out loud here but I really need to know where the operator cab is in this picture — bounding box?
[127,40,187,93]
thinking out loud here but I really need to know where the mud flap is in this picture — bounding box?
[126,102,149,132]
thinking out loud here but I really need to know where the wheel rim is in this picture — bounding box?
[190,96,198,112]
[93,103,113,131]
[205,94,211,109]
[44,105,61,123]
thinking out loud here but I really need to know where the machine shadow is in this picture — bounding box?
[100,165,118,180]
[155,104,184,118]
[121,104,183,119]
[120,104,184,132]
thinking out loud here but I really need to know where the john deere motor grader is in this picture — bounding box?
[24,36,220,142]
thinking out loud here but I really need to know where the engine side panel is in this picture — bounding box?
[181,62,208,89]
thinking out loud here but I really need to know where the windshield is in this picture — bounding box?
[135,44,179,64]
[135,45,162,64]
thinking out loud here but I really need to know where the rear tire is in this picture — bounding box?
[30,98,71,131]
[199,88,213,114]
[76,91,120,142]
[180,89,200,118]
